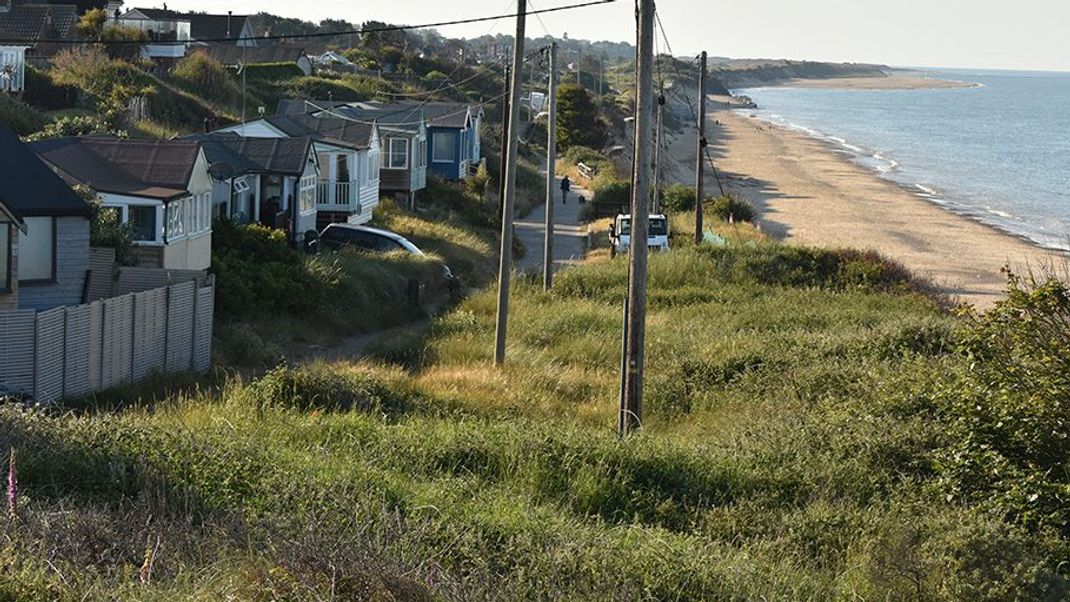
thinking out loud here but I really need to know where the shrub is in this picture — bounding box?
[21,66,78,111]
[662,183,697,212]
[243,62,305,81]
[0,93,47,136]
[251,364,413,414]
[172,51,239,106]
[557,83,608,150]
[935,271,1070,534]
[283,76,366,102]
[24,115,117,141]
[211,220,320,316]
[423,70,449,80]
[705,193,755,222]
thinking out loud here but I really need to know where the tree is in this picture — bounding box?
[556,83,607,151]
[76,9,148,62]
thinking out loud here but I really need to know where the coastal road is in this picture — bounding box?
[515,180,590,273]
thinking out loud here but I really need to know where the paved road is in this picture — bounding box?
[515,181,590,273]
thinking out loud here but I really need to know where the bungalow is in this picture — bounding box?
[215,114,380,228]
[31,136,213,271]
[0,1,79,62]
[279,99,427,208]
[114,4,255,60]
[0,121,92,311]
[362,101,482,181]
[185,132,320,245]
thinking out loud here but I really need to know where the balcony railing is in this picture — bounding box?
[316,179,361,213]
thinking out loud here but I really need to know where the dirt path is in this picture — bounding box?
[515,180,590,273]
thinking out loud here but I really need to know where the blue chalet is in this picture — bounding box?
[360,101,483,181]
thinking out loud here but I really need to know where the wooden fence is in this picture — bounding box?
[0,278,214,404]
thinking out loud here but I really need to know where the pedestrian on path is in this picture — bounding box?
[560,175,571,204]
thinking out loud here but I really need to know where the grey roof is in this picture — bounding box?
[183,132,313,177]
[275,98,349,116]
[0,121,90,218]
[0,2,78,44]
[261,114,375,150]
[196,43,305,66]
[31,136,201,201]
[359,101,472,129]
[276,98,423,135]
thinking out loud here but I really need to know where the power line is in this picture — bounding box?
[653,10,727,196]
[0,0,616,46]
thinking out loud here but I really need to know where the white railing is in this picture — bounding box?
[316,179,360,213]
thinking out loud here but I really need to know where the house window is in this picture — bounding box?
[18,216,54,283]
[299,176,316,213]
[432,131,455,162]
[336,155,350,183]
[166,199,186,239]
[0,223,10,292]
[386,138,409,169]
[128,205,158,242]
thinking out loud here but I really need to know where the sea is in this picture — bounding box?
[735,69,1070,251]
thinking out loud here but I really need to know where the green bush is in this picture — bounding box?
[705,193,756,222]
[24,115,116,142]
[251,364,413,414]
[935,272,1070,534]
[662,183,697,212]
[172,51,240,106]
[21,66,78,111]
[0,93,47,136]
[283,76,367,102]
[211,220,320,316]
[243,62,305,81]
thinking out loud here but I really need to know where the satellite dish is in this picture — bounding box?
[208,162,234,182]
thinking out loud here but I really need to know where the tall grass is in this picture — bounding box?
[3,243,1068,600]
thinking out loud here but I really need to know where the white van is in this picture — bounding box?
[609,214,670,256]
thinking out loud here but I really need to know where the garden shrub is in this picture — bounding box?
[172,51,240,106]
[705,193,755,222]
[662,183,697,212]
[0,93,47,136]
[251,365,412,414]
[24,115,116,141]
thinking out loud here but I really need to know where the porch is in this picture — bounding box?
[316,179,363,216]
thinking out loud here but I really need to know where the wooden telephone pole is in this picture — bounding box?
[653,83,664,213]
[695,51,707,244]
[493,0,527,366]
[543,42,558,290]
[620,0,655,435]
[498,62,511,220]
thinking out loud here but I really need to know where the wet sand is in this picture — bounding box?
[769,73,974,90]
[665,94,1061,309]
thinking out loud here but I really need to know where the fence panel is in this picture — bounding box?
[87,300,104,390]
[166,281,196,372]
[193,285,215,372]
[34,308,66,404]
[63,304,92,399]
[0,310,35,395]
[132,287,168,381]
[101,295,134,389]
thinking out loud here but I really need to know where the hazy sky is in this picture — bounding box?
[166,0,1070,72]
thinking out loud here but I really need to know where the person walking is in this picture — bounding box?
[560,175,571,204]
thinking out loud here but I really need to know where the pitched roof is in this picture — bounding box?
[0,2,79,44]
[262,114,375,150]
[275,99,423,135]
[183,132,313,177]
[30,136,201,201]
[0,121,90,218]
[196,43,305,66]
[359,101,472,129]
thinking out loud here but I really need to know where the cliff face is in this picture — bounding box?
[709,60,890,89]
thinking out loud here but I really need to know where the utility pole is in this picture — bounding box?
[620,0,654,435]
[543,42,558,290]
[695,51,707,244]
[653,83,664,213]
[493,0,527,366]
[497,62,511,220]
[598,53,605,99]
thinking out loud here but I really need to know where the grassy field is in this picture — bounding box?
[3,217,1069,600]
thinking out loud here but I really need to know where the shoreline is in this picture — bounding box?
[750,73,976,90]
[665,94,1061,309]
[739,110,1070,254]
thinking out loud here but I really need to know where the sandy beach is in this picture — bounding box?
[664,93,1061,309]
[769,73,973,90]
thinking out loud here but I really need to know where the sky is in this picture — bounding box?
[165,0,1070,72]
